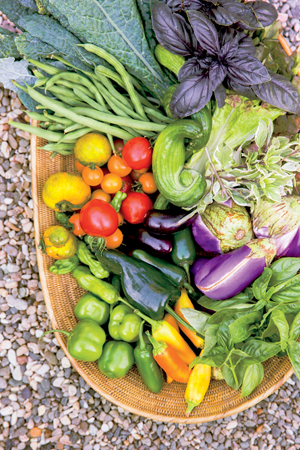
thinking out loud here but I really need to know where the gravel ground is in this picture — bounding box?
[0,3,300,450]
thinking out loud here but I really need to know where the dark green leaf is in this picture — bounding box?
[136,0,157,52]
[269,258,300,286]
[181,308,210,336]
[261,316,278,339]
[253,298,268,311]
[271,309,289,351]
[241,339,281,365]
[19,0,38,10]
[0,0,35,29]
[272,274,300,303]
[287,341,300,381]
[252,267,272,300]
[241,363,264,397]
[273,301,300,314]
[0,34,20,59]
[229,311,262,344]
[289,310,300,341]
[14,32,55,60]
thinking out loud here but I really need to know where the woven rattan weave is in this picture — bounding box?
[31,123,294,423]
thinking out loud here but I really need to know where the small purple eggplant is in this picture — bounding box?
[253,196,300,257]
[124,227,173,255]
[144,209,196,235]
[194,238,277,300]
[192,201,254,254]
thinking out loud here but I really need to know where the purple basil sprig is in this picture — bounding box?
[152,2,300,117]
[163,0,278,30]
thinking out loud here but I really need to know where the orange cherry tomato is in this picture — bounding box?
[101,173,123,194]
[117,213,124,226]
[75,160,85,174]
[91,167,109,191]
[69,213,86,237]
[82,166,104,187]
[105,228,123,249]
[108,155,131,177]
[139,172,158,194]
[91,189,111,203]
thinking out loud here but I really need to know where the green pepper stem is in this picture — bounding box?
[146,331,166,355]
[182,263,191,284]
[41,329,71,339]
[185,400,199,417]
[138,321,146,351]
[133,308,157,327]
[183,282,194,294]
[55,200,83,212]
[164,304,197,333]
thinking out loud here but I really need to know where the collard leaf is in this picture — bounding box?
[255,119,268,149]
[271,309,289,351]
[0,0,35,29]
[253,71,300,115]
[43,0,171,99]
[0,57,36,92]
[19,0,38,10]
[252,267,272,300]
[241,363,264,397]
[15,32,55,60]
[136,0,157,51]
[0,34,20,59]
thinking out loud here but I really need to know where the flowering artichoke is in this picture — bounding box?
[253,196,300,257]
[192,200,254,254]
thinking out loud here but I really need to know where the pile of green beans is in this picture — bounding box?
[9,45,174,158]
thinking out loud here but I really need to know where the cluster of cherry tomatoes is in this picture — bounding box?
[69,137,157,249]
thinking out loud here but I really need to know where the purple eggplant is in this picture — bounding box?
[191,258,209,279]
[192,201,253,254]
[124,227,173,255]
[253,196,300,257]
[144,209,196,235]
[194,238,277,300]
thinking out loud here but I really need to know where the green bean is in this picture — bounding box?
[48,123,66,131]
[64,123,85,133]
[32,70,47,80]
[106,134,115,154]
[52,92,87,108]
[94,65,143,92]
[91,79,127,118]
[68,106,164,132]
[25,111,48,121]
[39,143,75,151]
[9,120,64,142]
[94,69,132,109]
[48,85,82,100]
[34,78,48,88]
[82,45,147,120]
[144,107,173,123]
[70,83,95,99]
[19,84,135,141]
[43,112,74,127]
[73,87,108,113]
[58,127,93,144]
[28,59,62,76]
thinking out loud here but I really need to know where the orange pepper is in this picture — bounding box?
[174,289,204,348]
[147,333,190,384]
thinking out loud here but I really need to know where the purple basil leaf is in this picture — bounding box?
[219,27,235,46]
[219,36,239,59]
[187,10,220,55]
[214,83,227,108]
[197,55,215,70]
[224,78,258,100]
[245,1,278,27]
[170,74,213,118]
[209,61,227,90]
[252,71,300,115]
[178,57,205,81]
[152,2,197,56]
[210,0,247,26]
[227,55,270,86]
[236,31,256,57]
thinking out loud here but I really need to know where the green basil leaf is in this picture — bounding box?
[271,309,289,351]
[274,301,300,314]
[229,311,262,344]
[269,258,300,286]
[261,316,278,339]
[241,363,264,397]
[201,325,219,357]
[181,308,210,336]
[252,267,272,300]
[253,298,268,311]
[289,310,300,341]
[272,274,300,303]
[241,340,281,365]
[221,360,246,390]
[197,291,252,312]
[287,341,300,381]
[217,315,234,350]
[190,346,227,369]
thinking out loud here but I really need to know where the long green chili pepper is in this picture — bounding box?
[49,255,79,274]
[55,211,74,230]
[76,241,109,279]
[110,192,127,213]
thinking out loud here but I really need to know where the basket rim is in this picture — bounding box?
[31,123,294,423]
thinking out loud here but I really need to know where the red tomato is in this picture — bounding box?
[120,175,133,195]
[80,199,118,237]
[120,192,153,225]
[114,139,124,155]
[69,213,86,237]
[122,137,152,170]
[91,167,109,191]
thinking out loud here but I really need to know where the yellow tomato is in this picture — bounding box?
[74,132,112,167]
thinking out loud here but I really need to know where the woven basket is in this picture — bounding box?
[31,123,294,423]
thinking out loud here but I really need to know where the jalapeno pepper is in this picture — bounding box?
[41,319,106,362]
[171,228,196,284]
[74,292,110,325]
[108,304,142,342]
[134,321,163,394]
[98,340,134,379]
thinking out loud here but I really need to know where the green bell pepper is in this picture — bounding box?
[108,304,142,342]
[74,292,110,325]
[41,319,106,362]
[76,241,109,279]
[134,321,163,394]
[98,340,134,378]
[72,266,118,305]
[49,255,79,275]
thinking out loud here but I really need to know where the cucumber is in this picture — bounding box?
[155,44,185,76]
